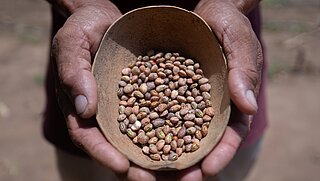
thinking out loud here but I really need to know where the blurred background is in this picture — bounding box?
[0,0,319,180]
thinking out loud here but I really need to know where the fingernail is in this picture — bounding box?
[75,95,87,115]
[246,90,258,113]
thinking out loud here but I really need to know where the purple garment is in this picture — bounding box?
[242,6,267,148]
[43,1,267,157]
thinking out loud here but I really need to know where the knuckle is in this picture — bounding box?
[68,129,85,149]
[247,68,260,88]
[256,43,264,72]
[59,70,75,88]
[52,27,69,51]
[223,14,252,39]
[51,30,67,60]
[90,141,106,155]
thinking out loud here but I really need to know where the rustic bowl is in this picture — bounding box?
[92,6,230,170]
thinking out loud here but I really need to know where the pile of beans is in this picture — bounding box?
[117,51,214,161]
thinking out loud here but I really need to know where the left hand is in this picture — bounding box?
[126,0,263,180]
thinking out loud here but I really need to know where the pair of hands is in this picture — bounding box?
[50,0,262,180]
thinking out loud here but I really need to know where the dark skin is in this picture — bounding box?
[48,0,263,180]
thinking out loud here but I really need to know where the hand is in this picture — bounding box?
[125,0,263,180]
[50,1,131,175]
[192,0,263,179]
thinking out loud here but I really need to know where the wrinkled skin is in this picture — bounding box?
[50,0,263,180]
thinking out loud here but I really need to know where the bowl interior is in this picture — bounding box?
[93,6,230,170]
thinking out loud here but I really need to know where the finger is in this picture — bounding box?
[66,113,130,173]
[127,165,156,181]
[194,2,263,115]
[201,115,250,177]
[179,164,203,181]
[201,127,241,177]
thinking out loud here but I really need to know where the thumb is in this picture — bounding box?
[52,30,97,118]
[195,2,263,115]
[52,5,121,118]
[52,12,98,118]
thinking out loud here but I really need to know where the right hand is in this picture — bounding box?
[50,1,160,179]
[51,0,131,175]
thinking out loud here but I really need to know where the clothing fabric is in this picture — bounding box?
[43,0,267,157]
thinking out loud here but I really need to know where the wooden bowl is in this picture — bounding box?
[92,6,230,170]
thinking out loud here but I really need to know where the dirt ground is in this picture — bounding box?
[0,0,319,180]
